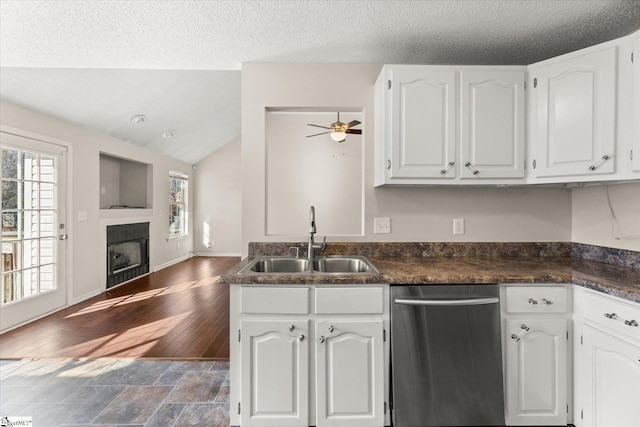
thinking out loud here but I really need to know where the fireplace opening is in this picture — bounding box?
[107,222,149,288]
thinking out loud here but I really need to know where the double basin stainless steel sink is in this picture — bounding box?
[238,255,379,275]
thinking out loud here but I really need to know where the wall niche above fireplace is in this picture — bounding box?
[100,153,153,209]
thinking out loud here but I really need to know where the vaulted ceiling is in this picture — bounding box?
[1,1,639,164]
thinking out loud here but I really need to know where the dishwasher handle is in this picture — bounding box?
[394,297,499,306]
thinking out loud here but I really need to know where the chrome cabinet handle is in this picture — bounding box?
[387,159,391,170]
[319,325,335,343]
[464,162,479,175]
[589,154,611,171]
[288,325,304,341]
[528,298,538,305]
[604,313,638,327]
[542,298,553,305]
[511,324,531,342]
[440,161,455,175]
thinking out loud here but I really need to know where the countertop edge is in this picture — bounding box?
[220,256,639,304]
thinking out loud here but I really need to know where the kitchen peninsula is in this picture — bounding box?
[222,241,640,427]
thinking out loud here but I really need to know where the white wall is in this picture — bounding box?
[193,136,241,255]
[572,182,640,251]
[1,100,194,303]
[241,63,572,257]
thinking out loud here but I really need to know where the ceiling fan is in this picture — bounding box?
[306,112,361,143]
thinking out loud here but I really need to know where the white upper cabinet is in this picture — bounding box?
[387,68,457,180]
[530,46,617,178]
[632,32,640,174]
[460,71,525,179]
[374,66,526,186]
[375,33,637,186]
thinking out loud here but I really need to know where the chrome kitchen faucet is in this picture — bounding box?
[307,205,326,268]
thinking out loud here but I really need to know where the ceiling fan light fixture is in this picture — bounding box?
[330,131,347,142]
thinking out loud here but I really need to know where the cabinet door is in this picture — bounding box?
[460,70,525,179]
[389,69,456,179]
[316,320,384,427]
[534,47,617,177]
[581,325,640,427]
[241,320,309,427]
[633,33,640,173]
[505,318,568,426]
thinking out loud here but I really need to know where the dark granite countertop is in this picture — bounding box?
[221,255,640,304]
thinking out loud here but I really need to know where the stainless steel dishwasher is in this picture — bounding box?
[391,284,505,427]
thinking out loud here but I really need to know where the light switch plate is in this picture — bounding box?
[77,211,88,222]
[453,218,465,235]
[374,217,391,234]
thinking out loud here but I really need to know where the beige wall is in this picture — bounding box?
[241,63,572,257]
[1,100,194,303]
[572,182,640,251]
[193,136,242,255]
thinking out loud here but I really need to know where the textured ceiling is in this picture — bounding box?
[1,0,639,163]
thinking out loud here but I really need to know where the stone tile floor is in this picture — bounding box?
[0,359,230,427]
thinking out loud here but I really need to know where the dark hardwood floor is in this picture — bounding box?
[0,256,239,359]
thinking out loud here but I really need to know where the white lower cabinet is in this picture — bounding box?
[505,318,568,425]
[241,320,309,427]
[581,325,640,427]
[574,287,640,427]
[316,320,384,427]
[501,284,570,426]
[231,285,389,427]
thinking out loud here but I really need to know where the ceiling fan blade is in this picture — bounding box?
[345,129,362,134]
[306,131,331,138]
[346,120,361,128]
[307,124,331,130]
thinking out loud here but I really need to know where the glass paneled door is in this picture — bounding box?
[0,132,67,332]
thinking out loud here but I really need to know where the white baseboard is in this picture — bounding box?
[152,254,190,272]
[194,252,241,257]
[72,288,103,305]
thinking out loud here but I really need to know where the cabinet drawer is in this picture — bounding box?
[241,287,309,314]
[315,287,384,314]
[578,290,640,342]
[505,286,568,313]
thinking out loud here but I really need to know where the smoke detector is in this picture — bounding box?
[130,115,146,125]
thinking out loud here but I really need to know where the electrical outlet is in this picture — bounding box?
[374,217,391,234]
[453,218,465,235]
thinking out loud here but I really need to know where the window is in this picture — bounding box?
[2,146,58,304]
[169,173,188,238]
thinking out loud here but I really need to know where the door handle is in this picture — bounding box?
[59,234,68,240]
[394,297,499,306]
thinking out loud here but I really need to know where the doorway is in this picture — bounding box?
[0,131,67,332]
